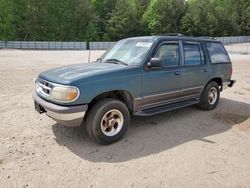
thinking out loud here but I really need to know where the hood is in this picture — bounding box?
[39,62,127,85]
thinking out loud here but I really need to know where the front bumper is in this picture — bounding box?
[222,80,236,90]
[33,92,88,126]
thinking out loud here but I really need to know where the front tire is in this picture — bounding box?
[86,99,130,145]
[199,81,220,110]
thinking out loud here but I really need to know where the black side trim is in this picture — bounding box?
[135,98,199,116]
[134,87,202,111]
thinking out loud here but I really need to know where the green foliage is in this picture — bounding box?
[143,0,186,34]
[181,0,218,36]
[181,0,250,36]
[225,0,250,35]
[0,0,249,41]
[91,0,117,40]
[85,22,100,41]
[0,0,15,40]
[4,0,93,41]
[107,0,141,40]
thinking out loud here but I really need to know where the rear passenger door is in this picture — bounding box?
[180,41,208,96]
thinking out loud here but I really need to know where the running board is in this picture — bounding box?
[134,99,199,116]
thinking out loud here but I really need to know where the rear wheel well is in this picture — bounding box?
[87,90,134,113]
[211,77,222,87]
[204,78,222,92]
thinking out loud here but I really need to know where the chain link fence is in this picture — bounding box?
[89,42,115,50]
[0,41,87,50]
[217,36,250,45]
[0,36,250,53]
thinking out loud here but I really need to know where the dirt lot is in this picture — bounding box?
[0,49,250,188]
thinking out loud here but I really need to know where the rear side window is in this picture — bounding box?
[206,42,230,64]
[183,43,203,66]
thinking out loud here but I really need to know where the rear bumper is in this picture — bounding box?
[222,80,236,90]
[33,92,88,126]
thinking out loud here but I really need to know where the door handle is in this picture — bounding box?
[175,71,181,75]
[204,68,208,72]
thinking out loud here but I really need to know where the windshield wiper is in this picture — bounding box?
[105,59,128,66]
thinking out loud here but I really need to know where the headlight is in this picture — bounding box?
[50,86,79,102]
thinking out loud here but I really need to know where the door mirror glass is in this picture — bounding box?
[148,57,163,68]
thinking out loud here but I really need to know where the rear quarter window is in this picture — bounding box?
[205,42,231,64]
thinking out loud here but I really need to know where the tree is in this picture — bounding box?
[91,0,118,40]
[143,0,186,34]
[106,0,140,40]
[0,0,15,40]
[181,0,250,36]
[85,22,100,41]
[181,0,217,36]
[1,0,249,41]
[131,0,151,36]
[12,0,93,41]
[225,0,250,35]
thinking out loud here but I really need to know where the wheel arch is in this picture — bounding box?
[87,90,134,113]
[204,77,223,91]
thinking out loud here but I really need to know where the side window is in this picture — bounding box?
[154,43,180,67]
[206,42,230,64]
[183,42,203,66]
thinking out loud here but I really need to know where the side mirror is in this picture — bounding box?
[147,57,163,68]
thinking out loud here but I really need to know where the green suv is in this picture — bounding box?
[33,35,235,144]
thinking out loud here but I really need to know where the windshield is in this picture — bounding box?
[101,38,154,65]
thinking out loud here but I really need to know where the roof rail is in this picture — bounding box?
[160,33,185,37]
[197,36,216,40]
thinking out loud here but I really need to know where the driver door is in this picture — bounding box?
[140,41,183,108]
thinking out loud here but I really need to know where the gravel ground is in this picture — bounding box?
[225,43,250,54]
[0,49,250,188]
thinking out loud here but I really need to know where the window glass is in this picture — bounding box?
[200,45,205,64]
[183,43,202,66]
[154,43,179,67]
[206,42,230,64]
[101,38,153,65]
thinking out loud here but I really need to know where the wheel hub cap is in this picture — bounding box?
[208,87,218,105]
[101,109,124,137]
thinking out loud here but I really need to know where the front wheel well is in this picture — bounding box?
[87,90,134,113]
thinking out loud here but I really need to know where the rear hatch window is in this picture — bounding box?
[205,42,231,64]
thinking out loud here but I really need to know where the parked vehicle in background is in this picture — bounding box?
[33,34,235,145]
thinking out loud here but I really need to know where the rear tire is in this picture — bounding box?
[199,81,220,110]
[86,99,130,145]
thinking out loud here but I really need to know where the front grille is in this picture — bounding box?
[36,78,54,98]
